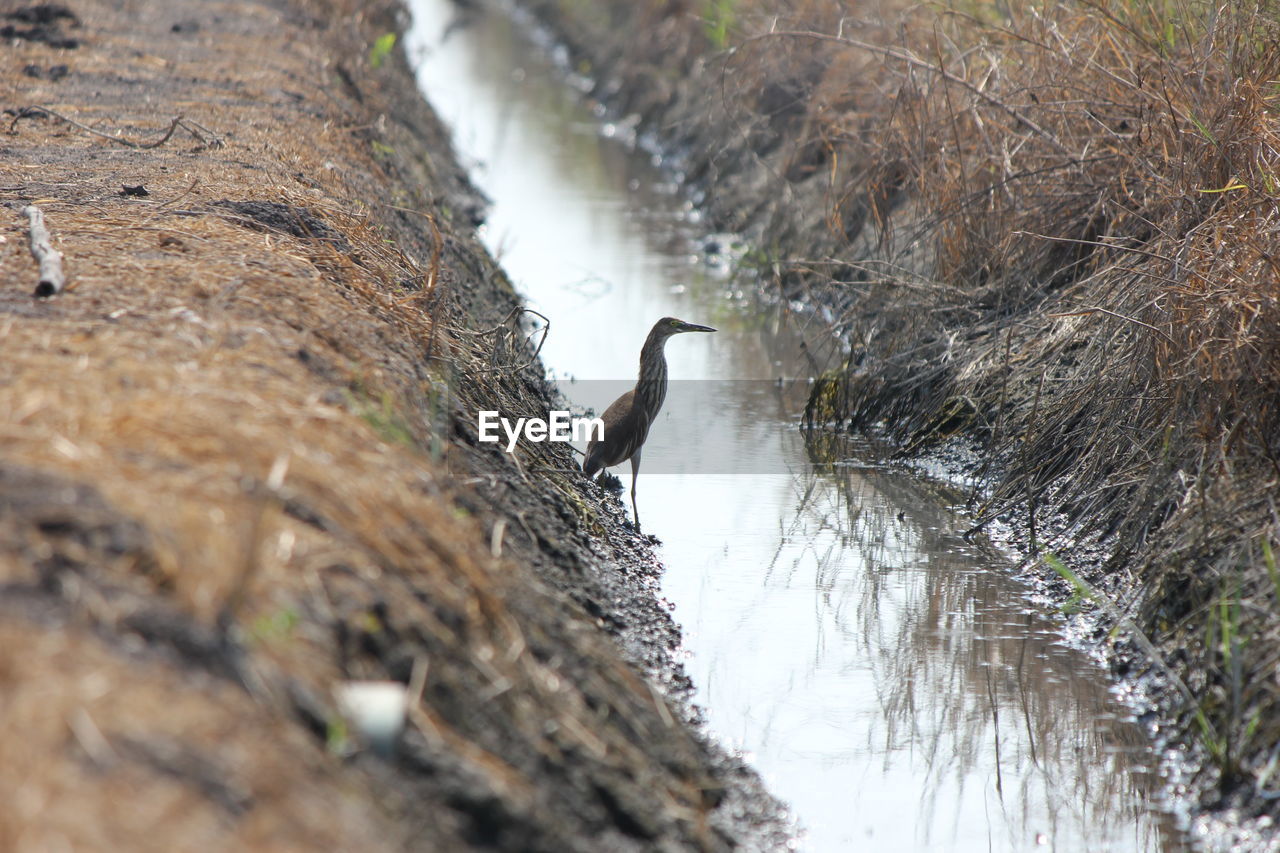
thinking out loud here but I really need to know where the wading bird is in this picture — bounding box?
[583,316,716,531]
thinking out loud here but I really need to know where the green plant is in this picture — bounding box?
[1043,551,1090,615]
[1040,550,1244,776]
[1202,578,1246,778]
[347,388,417,447]
[369,32,396,69]
[250,607,300,645]
[326,716,351,755]
[703,0,735,50]
[1264,538,1280,600]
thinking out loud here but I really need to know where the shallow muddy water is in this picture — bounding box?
[406,3,1185,849]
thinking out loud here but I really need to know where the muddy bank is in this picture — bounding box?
[507,0,1280,843]
[0,0,788,848]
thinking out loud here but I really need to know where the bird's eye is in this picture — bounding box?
[669,319,678,327]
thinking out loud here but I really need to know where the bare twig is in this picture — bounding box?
[1012,229,1182,268]
[23,205,66,297]
[464,307,552,375]
[68,708,118,768]
[9,106,223,149]
[157,177,201,208]
[1047,306,1174,344]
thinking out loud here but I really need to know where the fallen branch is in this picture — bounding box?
[23,205,66,297]
[8,106,223,149]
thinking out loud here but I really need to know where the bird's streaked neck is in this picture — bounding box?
[634,330,672,419]
[638,329,674,372]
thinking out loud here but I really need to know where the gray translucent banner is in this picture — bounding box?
[474,379,831,475]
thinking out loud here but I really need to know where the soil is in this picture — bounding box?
[0,0,789,849]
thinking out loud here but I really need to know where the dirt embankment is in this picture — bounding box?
[510,0,1280,839]
[0,1,788,849]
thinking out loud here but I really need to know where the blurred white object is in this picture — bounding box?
[335,680,409,756]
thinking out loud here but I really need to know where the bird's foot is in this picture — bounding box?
[625,519,660,544]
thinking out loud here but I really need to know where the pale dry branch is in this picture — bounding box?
[23,204,66,297]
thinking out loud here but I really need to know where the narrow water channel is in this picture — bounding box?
[406,3,1184,850]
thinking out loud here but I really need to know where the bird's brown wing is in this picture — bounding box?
[583,390,650,476]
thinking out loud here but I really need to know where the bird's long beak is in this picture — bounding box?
[679,322,717,333]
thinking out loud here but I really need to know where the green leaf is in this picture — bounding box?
[370,33,396,69]
[1263,538,1280,600]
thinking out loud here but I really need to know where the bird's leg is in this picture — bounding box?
[629,450,642,532]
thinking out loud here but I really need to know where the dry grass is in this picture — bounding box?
[0,620,398,852]
[761,0,1280,809]
[778,0,1280,802]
